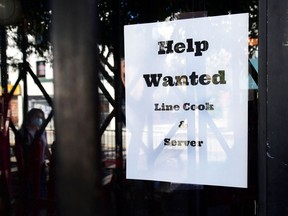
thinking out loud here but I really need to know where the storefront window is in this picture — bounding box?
[100,1,259,215]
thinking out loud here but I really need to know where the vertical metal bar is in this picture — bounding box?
[52,1,102,216]
[0,24,11,216]
[21,23,28,121]
[265,0,288,215]
[112,1,125,215]
[258,0,267,215]
[113,0,124,181]
[258,4,267,216]
[258,0,267,216]
[260,0,288,215]
[1,26,8,94]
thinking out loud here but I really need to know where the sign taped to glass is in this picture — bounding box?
[124,13,248,188]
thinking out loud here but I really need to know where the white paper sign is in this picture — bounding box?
[124,13,248,188]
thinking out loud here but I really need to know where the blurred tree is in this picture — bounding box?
[3,0,258,65]
[97,0,258,58]
[6,0,52,57]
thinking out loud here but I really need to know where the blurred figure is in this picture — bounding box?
[22,108,50,168]
[20,108,50,215]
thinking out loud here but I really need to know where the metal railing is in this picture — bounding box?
[101,129,126,168]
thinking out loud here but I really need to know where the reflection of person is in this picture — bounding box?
[121,58,125,87]
[22,108,50,168]
[20,108,50,214]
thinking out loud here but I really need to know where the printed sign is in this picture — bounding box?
[124,13,248,188]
